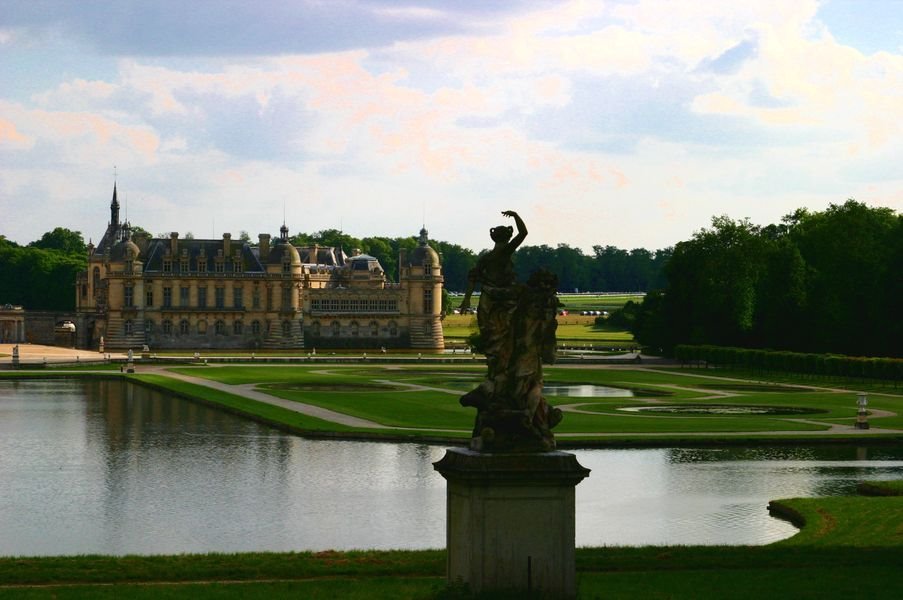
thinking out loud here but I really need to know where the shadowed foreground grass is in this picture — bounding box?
[1,490,901,599]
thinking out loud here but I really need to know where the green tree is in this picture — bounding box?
[788,200,900,356]
[29,228,86,256]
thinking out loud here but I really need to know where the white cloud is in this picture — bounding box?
[0,0,899,252]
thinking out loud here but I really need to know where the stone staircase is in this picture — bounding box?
[104,315,147,350]
[409,317,444,350]
[261,318,304,350]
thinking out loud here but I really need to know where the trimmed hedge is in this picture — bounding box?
[675,344,903,384]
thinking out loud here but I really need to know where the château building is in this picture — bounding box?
[75,185,444,351]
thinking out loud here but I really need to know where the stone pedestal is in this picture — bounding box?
[433,448,590,598]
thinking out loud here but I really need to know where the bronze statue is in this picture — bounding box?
[459,211,562,452]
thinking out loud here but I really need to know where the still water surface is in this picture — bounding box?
[1,380,902,556]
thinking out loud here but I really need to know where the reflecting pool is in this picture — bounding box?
[1,379,901,556]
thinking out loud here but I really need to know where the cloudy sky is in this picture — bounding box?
[1,0,900,253]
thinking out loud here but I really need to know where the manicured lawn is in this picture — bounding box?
[158,365,903,439]
[769,496,903,546]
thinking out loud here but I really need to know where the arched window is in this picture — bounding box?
[92,267,100,290]
[331,321,341,336]
[124,319,133,336]
[180,320,190,335]
[162,320,173,335]
[370,321,379,336]
[388,321,398,337]
[251,320,261,335]
[145,320,154,334]
[350,321,359,336]
[215,320,226,335]
[310,321,320,337]
[233,320,243,335]
[282,320,292,337]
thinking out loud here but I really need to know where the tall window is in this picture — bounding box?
[198,287,207,308]
[215,320,226,335]
[162,320,173,335]
[389,321,398,337]
[331,321,341,336]
[233,287,243,309]
[251,320,261,335]
[146,289,154,307]
[423,289,433,314]
[215,287,225,309]
[145,320,154,334]
[252,287,260,309]
[370,321,379,336]
[282,286,292,310]
[180,286,189,307]
[163,286,172,308]
[233,320,243,335]
[92,267,100,290]
[124,286,134,308]
[180,320,190,335]
[350,321,359,336]
[124,319,133,335]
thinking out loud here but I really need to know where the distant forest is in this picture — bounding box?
[2,199,899,359]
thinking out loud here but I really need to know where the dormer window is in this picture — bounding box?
[283,261,291,274]
[198,258,207,272]
[215,261,224,273]
[233,255,243,274]
[424,262,432,276]
[180,259,189,272]
[163,259,172,273]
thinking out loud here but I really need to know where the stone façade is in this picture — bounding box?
[75,184,444,351]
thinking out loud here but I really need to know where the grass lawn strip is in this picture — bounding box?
[163,365,899,437]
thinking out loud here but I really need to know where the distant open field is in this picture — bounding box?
[442,313,634,346]
[447,292,644,313]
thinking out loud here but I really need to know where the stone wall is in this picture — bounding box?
[24,311,78,347]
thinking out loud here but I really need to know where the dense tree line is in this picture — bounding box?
[1,225,669,311]
[0,228,87,311]
[291,229,669,294]
[628,200,902,358]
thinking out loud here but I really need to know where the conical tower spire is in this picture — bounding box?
[110,182,120,227]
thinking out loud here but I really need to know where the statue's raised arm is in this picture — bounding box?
[501,210,527,251]
[459,210,526,313]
